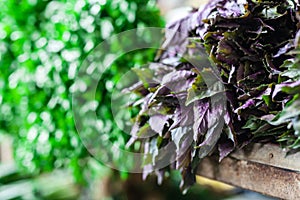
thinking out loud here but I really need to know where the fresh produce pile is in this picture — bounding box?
[127,0,300,190]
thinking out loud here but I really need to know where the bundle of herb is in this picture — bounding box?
[126,0,300,190]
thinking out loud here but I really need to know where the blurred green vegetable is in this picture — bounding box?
[0,0,164,183]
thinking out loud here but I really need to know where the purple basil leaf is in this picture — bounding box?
[149,114,169,136]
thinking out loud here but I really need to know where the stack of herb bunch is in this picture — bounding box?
[125,0,300,191]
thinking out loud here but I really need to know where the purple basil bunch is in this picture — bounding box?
[126,0,300,190]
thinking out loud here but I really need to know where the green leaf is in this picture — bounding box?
[132,67,154,88]
[269,98,300,126]
[186,75,223,105]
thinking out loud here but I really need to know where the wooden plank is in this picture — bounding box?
[230,143,300,172]
[197,156,300,200]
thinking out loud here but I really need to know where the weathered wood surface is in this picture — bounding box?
[197,144,300,200]
[231,143,300,172]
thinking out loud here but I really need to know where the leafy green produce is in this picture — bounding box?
[0,0,163,183]
[127,0,300,191]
